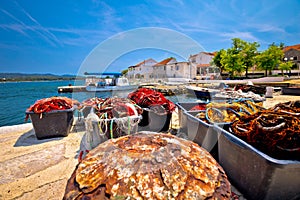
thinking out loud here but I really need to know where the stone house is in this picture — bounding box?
[165,61,191,79]
[283,44,300,74]
[152,57,177,79]
[188,52,217,79]
[127,58,157,80]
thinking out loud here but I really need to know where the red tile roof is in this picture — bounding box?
[154,57,175,67]
[202,52,216,56]
[283,44,300,52]
[197,64,210,67]
[189,51,216,58]
[134,58,157,67]
[135,60,146,67]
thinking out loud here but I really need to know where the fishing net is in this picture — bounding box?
[81,111,141,152]
[96,114,141,139]
[79,97,142,160]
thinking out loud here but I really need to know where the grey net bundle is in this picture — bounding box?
[82,110,141,151]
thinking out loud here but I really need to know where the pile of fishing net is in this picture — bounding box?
[82,97,142,151]
[128,88,176,114]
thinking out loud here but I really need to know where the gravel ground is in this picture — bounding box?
[263,92,300,108]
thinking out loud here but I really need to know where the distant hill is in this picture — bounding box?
[0,73,83,81]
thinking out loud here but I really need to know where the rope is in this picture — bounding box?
[92,114,142,140]
[110,118,114,139]
[98,112,108,135]
[206,107,236,125]
[206,107,223,124]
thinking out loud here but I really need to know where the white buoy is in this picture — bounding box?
[247,81,254,86]
[265,86,274,98]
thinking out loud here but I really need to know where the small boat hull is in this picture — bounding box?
[86,85,138,92]
[185,86,219,100]
[281,87,300,96]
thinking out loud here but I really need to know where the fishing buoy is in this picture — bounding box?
[265,87,274,98]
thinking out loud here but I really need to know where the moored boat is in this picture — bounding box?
[185,85,220,100]
[281,86,300,95]
[84,72,138,92]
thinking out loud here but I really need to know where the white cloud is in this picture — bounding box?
[221,31,259,41]
[88,1,122,33]
[0,4,62,47]
[0,9,31,37]
[16,2,62,46]
[250,24,285,33]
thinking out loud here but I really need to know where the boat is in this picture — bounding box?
[281,86,300,95]
[185,85,220,100]
[85,72,138,92]
[186,84,266,102]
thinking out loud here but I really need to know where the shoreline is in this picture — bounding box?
[0,93,299,199]
[0,79,77,84]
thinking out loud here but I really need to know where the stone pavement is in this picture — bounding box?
[0,121,85,200]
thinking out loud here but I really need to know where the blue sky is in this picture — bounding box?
[0,0,299,75]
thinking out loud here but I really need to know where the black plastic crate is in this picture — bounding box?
[138,108,172,132]
[26,108,74,139]
[214,125,300,200]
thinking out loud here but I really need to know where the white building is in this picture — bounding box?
[127,58,157,81]
[152,57,176,79]
[165,61,190,79]
[189,52,215,64]
[152,57,191,82]
[188,52,219,79]
[126,51,218,82]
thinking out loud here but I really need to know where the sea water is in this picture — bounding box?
[0,80,196,127]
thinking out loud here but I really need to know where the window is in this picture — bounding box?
[196,67,201,75]
[176,65,179,70]
[164,66,166,70]
[171,66,173,70]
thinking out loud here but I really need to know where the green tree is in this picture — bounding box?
[214,38,259,78]
[240,41,260,77]
[255,44,284,76]
[220,38,247,78]
[211,49,226,74]
[221,49,245,78]
[278,61,294,76]
[121,69,128,76]
[231,38,259,78]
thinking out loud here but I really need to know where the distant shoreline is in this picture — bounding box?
[0,72,85,83]
[0,79,76,83]
[0,77,85,83]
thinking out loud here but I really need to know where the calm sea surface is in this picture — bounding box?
[0,80,195,127]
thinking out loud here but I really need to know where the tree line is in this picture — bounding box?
[212,38,295,78]
[0,73,81,82]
